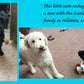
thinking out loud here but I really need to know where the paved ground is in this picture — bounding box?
[0,29,17,81]
[19,28,84,79]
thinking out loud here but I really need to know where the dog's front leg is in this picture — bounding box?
[27,61,36,74]
[49,63,64,78]
[40,67,53,79]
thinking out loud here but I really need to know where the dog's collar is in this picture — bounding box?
[80,62,84,72]
[20,37,25,39]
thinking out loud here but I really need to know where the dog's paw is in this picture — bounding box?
[54,74,64,78]
[30,69,36,74]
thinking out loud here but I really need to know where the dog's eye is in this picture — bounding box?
[32,40,35,43]
[39,38,41,40]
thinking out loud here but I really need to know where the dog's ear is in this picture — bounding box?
[44,36,48,45]
[41,32,48,45]
[24,36,30,48]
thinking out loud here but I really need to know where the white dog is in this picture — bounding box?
[19,31,64,78]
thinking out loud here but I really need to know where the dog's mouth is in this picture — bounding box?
[42,48,46,51]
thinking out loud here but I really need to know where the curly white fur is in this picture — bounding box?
[19,31,64,78]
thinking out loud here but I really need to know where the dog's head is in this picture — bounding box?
[24,31,48,52]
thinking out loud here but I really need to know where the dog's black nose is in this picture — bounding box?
[39,47,44,51]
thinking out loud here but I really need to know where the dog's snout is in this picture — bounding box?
[39,46,46,51]
[39,46,44,50]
